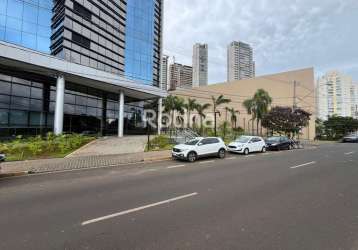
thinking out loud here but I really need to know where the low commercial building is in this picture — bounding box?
[171,68,316,140]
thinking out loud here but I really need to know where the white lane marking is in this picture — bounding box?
[344,151,355,155]
[290,161,316,169]
[245,155,254,158]
[263,153,273,156]
[226,157,236,160]
[199,160,215,164]
[81,192,198,226]
[167,165,186,169]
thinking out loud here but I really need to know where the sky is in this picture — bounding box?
[163,0,358,84]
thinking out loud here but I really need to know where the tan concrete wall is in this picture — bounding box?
[170,68,316,140]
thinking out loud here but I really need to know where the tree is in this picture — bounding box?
[243,99,255,134]
[163,95,185,130]
[183,98,197,128]
[315,118,325,140]
[195,103,211,135]
[243,89,272,135]
[261,106,311,138]
[211,95,231,136]
[323,116,358,140]
[228,108,240,129]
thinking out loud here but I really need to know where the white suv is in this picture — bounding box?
[172,137,227,162]
[228,136,266,155]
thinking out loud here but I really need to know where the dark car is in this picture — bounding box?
[265,136,294,151]
[342,132,358,143]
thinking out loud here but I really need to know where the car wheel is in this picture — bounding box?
[261,146,266,153]
[218,148,226,159]
[244,148,249,155]
[187,152,197,162]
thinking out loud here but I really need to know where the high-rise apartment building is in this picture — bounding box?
[160,55,169,90]
[227,41,255,82]
[192,43,208,87]
[316,71,353,120]
[351,83,358,118]
[0,0,166,137]
[169,63,193,90]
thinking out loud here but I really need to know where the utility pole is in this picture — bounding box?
[293,80,300,111]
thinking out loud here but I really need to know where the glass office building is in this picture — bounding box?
[0,0,164,137]
[0,0,52,53]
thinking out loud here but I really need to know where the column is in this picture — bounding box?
[100,93,107,136]
[157,98,163,135]
[118,90,124,137]
[54,75,65,135]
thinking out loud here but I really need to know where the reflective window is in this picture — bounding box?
[125,0,155,85]
[0,0,52,53]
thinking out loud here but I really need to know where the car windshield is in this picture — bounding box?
[235,136,251,143]
[267,137,281,142]
[185,140,199,145]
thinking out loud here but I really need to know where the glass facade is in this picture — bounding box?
[125,0,158,86]
[0,71,156,137]
[0,1,163,137]
[0,0,52,53]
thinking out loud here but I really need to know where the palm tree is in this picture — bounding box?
[195,103,211,135]
[243,99,256,134]
[163,95,185,130]
[253,89,272,135]
[211,95,231,136]
[225,107,230,122]
[228,108,240,129]
[183,98,197,128]
[243,89,272,135]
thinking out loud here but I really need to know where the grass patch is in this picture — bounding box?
[145,135,174,152]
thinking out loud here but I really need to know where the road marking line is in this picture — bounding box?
[290,161,316,169]
[245,155,254,158]
[226,157,236,160]
[167,165,186,169]
[199,160,215,164]
[344,151,355,155]
[81,192,198,226]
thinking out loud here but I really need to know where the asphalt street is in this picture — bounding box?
[1,143,358,250]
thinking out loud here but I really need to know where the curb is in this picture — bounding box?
[0,155,173,178]
[0,171,29,179]
[144,156,172,162]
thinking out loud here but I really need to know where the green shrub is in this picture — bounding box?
[0,133,95,161]
[146,135,173,151]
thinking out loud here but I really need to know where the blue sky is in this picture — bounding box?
[163,0,358,84]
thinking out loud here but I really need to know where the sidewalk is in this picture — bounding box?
[0,150,172,177]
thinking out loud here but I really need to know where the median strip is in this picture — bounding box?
[290,161,316,169]
[81,192,198,226]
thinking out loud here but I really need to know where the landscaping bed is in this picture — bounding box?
[0,133,95,162]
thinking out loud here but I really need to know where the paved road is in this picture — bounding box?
[1,143,358,250]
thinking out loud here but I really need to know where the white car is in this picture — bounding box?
[172,137,227,162]
[228,136,266,155]
[0,153,5,162]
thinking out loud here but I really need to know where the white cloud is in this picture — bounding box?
[163,0,358,83]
